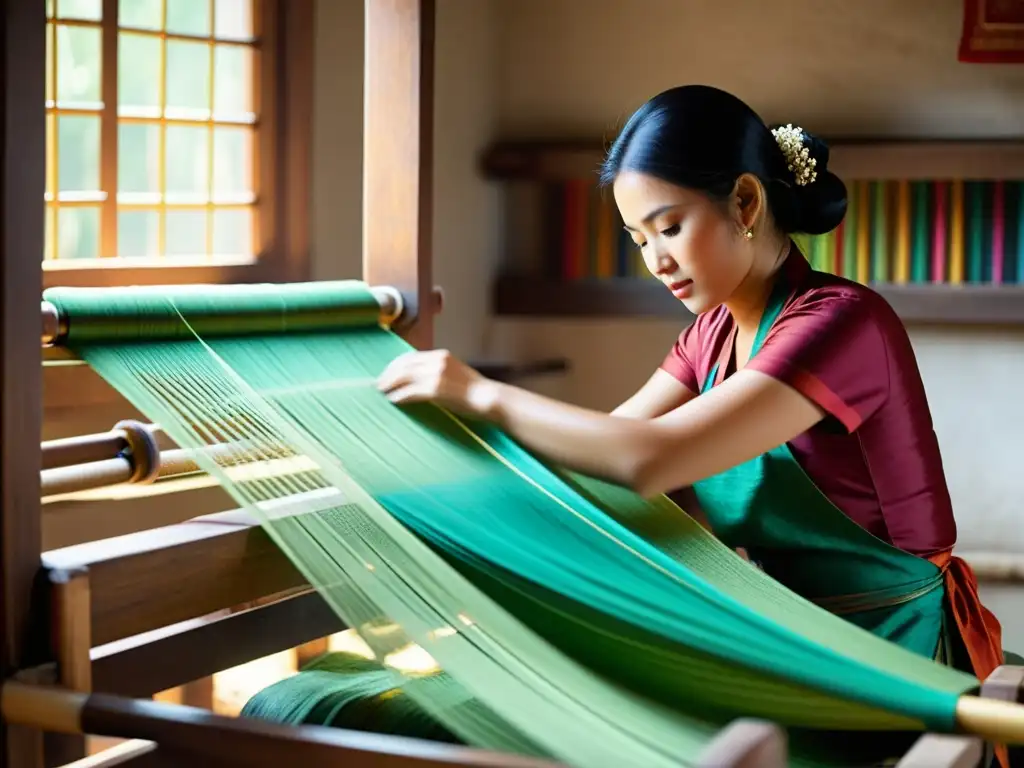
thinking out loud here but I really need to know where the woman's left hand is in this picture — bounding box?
[376,349,501,418]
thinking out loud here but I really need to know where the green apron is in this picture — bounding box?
[689,271,960,764]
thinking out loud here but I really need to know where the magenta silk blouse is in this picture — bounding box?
[660,248,957,557]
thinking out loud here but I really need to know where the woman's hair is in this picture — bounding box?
[599,85,847,236]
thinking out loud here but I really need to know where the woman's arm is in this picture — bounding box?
[615,371,718,533]
[611,369,697,419]
[482,369,823,496]
[377,349,824,498]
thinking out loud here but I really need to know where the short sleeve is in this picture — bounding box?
[745,292,889,432]
[660,322,701,393]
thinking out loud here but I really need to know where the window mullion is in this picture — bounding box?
[100,0,119,258]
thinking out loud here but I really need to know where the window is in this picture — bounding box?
[42,0,311,288]
[41,0,313,423]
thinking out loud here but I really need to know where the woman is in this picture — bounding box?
[376,84,1009,713]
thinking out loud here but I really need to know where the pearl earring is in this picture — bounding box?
[743,228,754,240]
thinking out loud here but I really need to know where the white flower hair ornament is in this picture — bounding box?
[771,124,817,187]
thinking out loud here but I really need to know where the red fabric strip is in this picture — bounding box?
[927,548,1008,767]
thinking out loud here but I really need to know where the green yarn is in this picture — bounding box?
[241,652,462,744]
[44,281,993,767]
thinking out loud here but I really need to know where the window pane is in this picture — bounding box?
[212,208,252,257]
[165,125,209,199]
[119,33,162,114]
[119,0,162,31]
[58,206,100,259]
[118,122,161,195]
[166,40,211,117]
[165,210,207,256]
[213,44,252,118]
[212,127,252,199]
[118,210,160,257]
[44,207,56,262]
[56,24,101,105]
[46,114,56,199]
[166,0,210,36]
[58,115,100,193]
[214,0,252,40]
[46,23,54,102]
[57,0,101,21]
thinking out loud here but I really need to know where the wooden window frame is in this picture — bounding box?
[42,0,313,290]
[42,0,314,423]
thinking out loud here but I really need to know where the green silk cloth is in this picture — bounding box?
[43,282,984,767]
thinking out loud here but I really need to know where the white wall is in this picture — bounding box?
[311,0,1024,646]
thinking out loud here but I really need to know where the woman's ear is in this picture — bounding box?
[732,173,765,231]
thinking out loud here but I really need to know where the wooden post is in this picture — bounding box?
[362,0,436,350]
[47,569,92,765]
[0,0,46,766]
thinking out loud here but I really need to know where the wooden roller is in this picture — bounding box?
[39,286,407,348]
[41,421,301,497]
[42,423,161,473]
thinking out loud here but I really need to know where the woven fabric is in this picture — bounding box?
[44,282,984,767]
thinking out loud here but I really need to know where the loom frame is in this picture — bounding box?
[4,0,1024,767]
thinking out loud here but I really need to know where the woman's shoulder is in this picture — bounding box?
[785,269,907,338]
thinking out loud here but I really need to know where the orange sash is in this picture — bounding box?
[927,549,1007,768]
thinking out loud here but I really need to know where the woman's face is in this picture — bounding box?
[613,170,754,315]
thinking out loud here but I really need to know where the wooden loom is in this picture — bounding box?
[4,1,1024,767]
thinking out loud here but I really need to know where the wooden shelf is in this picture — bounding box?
[493,275,1024,326]
[481,139,1024,182]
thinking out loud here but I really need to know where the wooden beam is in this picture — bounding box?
[91,591,342,699]
[2,683,563,768]
[42,512,307,648]
[1,0,46,766]
[54,740,179,768]
[480,139,1024,182]
[272,0,315,283]
[362,0,436,349]
[492,275,1024,327]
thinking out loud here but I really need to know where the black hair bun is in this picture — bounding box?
[772,125,848,236]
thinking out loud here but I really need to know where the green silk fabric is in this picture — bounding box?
[44,281,984,767]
